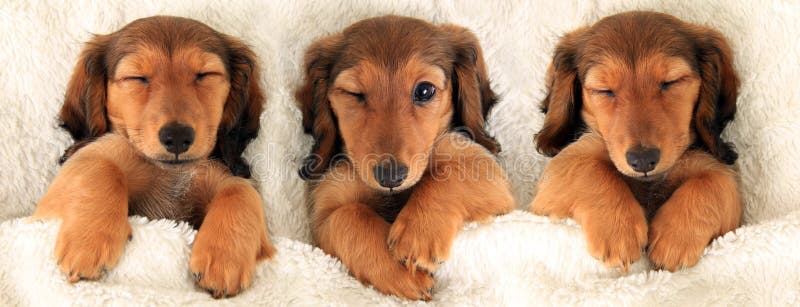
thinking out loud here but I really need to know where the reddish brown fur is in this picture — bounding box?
[33,16,274,298]
[297,16,515,300]
[530,11,742,271]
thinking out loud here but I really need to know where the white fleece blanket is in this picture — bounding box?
[1,0,799,305]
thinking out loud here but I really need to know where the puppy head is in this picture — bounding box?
[297,15,498,191]
[59,16,263,177]
[535,11,739,179]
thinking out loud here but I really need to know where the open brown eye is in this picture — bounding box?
[412,81,436,105]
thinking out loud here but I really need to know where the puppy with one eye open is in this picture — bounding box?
[33,16,275,298]
[530,11,742,272]
[297,15,515,300]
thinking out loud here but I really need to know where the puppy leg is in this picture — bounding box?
[530,134,647,271]
[316,202,434,301]
[190,174,275,298]
[388,133,515,272]
[34,158,132,282]
[648,152,741,271]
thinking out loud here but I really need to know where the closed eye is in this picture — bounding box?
[660,78,684,92]
[122,76,149,84]
[592,89,615,98]
[343,90,366,102]
[196,72,222,82]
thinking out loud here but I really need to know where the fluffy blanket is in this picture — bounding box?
[1,0,799,305]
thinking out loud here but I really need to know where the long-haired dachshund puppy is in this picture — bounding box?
[530,11,742,272]
[33,16,275,298]
[297,15,515,300]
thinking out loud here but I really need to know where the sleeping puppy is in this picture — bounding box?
[33,16,275,298]
[530,11,742,271]
[297,15,515,300]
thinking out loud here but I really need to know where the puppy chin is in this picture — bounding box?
[365,175,423,194]
[146,153,201,168]
[615,164,666,182]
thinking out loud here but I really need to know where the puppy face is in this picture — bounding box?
[329,59,453,191]
[297,15,499,191]
[536,11,740,179]
[59,16,264,177]
[107,46,230,163]
[581,55,701,177]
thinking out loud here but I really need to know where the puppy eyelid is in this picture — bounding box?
[660,77,684,91]
[591,89,615,98]
[122,76,149,84]
[195,72,221,82]
[343,90,366,102]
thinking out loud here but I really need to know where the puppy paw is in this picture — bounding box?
[647,218,709,271]
[582,208,648,272]
[190,229,272,298]
[387,212,458,273]
[367,265,435,301]
[55,220,131,282]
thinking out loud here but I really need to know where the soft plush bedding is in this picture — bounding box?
[0,0,798,305]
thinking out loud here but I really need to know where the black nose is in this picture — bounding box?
[373,158,408,189]
[158,122,195,155]
[625,146,660,173]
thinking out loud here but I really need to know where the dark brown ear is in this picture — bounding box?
[440,25,500,153]
[534,28,588,157]
[296,34,344,180]
[212,35,265,178]
[691,26,740,165]
[58,34,111,152]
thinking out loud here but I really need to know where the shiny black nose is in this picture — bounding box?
[373,158,408,189]
[625,146,660,173]
[158,122,195,155]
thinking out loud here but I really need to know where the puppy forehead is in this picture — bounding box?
[577,13,699,77]
[334,58,447,89]
[113,47,226,76]
[331,17,454,75]
[105,17,230,75]
[584,54,693,84]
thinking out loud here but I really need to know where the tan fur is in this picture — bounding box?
[312,133,514,300]
[298,16,514,300]
[530,11,742,272]
[33,16,273,298]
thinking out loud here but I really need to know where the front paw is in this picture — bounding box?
[190,230,273,298]
[582,208,648,272]
[55,220,132,282]
[387,212,458,273]
[647,217,709,271]
[366,265,435,301]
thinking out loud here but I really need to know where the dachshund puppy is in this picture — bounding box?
[297,15,515,300]
[33,16,275,298]
[530,11,742,272]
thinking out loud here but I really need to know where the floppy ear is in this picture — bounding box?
[296,34,344,180]
[58,34,111,153]
[212,35,265,178]
[692,27,740,165]
[440,25,500,153]
[534,28,587,157]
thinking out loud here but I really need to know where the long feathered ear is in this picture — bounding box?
[212,35,265,178]
[58,34,111,161]
[296,34,344,180]
[440,25,500,153]
[691,26,740,165]
[534,28,588,157]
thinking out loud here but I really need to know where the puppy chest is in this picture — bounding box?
[128,169,195,222]
[623,177,678,220]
